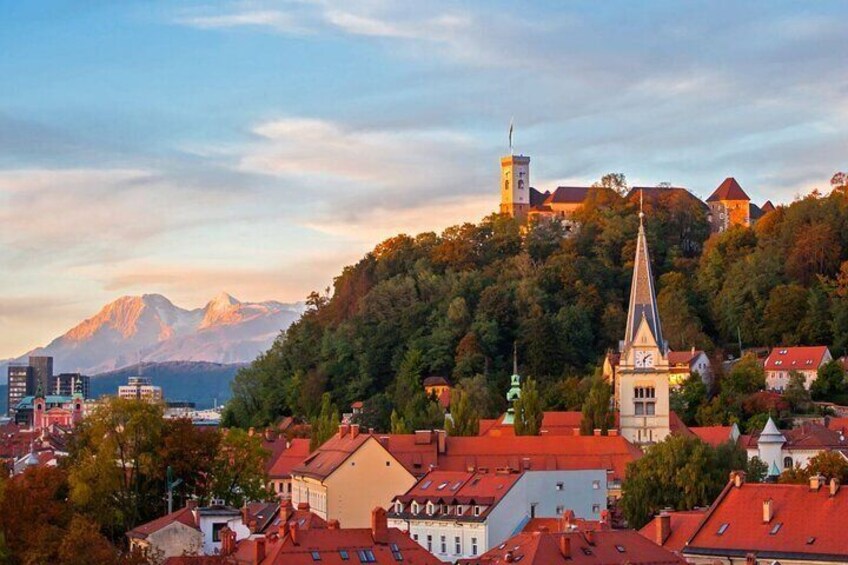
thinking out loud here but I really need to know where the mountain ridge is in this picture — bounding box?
[7,293,304,375]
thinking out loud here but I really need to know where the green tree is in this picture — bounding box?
[580,377,613,435]
[723,354,766,395]
[390,409,409,434]
[210,428,271,507]
[621,435,748,528]
[513,378,543,436]
[747,456,769,483]
[783,372,812,413]
[446,388,479,436]
[806,450,848,483]
[310,393,341,451]
[779,463,811,484]
[811,360,847,401]
[670,373,707,425]
[760,284,809,345]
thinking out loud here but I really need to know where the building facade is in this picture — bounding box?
[119,376,164,403]
[28,356,53,395]
[764,346,832,391]
[51,373,91,398]
[500,154,532,220]
[7,365,33,419]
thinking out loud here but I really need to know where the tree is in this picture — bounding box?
[390,409,409,434]
[811,360,847,401]
[670,373,707,425]
[747,456,769,483]
[783,372,812,413]
[621,435,748,528]
[593,172,628,196]
[57,515,121,565]
[806,450,848,483]
[760,284,808,345]
[779,463,811,484]
[211,428,271,507]
[723,354,766,395]
[580,377,613,435]
[513,378,543,436]
[446,388,479,437]
[310,393,341,451]
[67,397,165,537]
[160,418,221,505]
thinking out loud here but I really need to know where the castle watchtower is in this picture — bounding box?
[500,154,531,221]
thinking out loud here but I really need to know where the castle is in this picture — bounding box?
[499,152,774,233]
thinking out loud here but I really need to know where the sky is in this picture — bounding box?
[1,0,847,358]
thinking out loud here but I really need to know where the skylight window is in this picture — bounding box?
[357,549,376,563]
[451,481,462,490]
[311,550,321,561]
[615,545,626,553]
[339,549,350,560]
[420,480,432,490]
[437,481,448,490]
[769,523,783,535]
[717,523,729,535]
[807,536,816,545]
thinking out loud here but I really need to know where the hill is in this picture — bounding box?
[7,293,304,375]
[223,175,848,430]
[90,361,244,409]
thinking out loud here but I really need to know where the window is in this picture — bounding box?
[311,550,321,561]
[440,535,446,554]
[518,180,525,191]
[357,549,376,563]
[427,535,432,552]
[339,550,350,560]
[386,461,390,466]
[394,501,404,514]
[420,480,432,490]
[413,534,418,542]
[592,504,601,513]
[635,402,645,416]
[471,538,478,556]
[646,402,656,416]
[784,456,793,469]
[212,523,227,542]
[717,523,729,536]
[556,482,563,491]
[615,545,626,553]
[474,506,481,516]
[504,180,510,192]
[455,536,461,555]
[556,505,564,515]
[592,480,601,490]
[770,523,783,535]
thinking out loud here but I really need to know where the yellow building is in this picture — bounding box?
[706,177,751,233]
[290,425,417,528]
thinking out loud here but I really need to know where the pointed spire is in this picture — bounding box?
[513,341,518,376]
[35,379,44,399]
[623,204,665,353]
[758,416,786,444]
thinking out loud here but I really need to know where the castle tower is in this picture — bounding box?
[617,203,671,445]
[500,154,531,220]
[706,177,751,233]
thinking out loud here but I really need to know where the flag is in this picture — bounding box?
[508,118,514,152]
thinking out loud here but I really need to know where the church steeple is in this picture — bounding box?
[622,199,665,354]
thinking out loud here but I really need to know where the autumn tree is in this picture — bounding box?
[806,450,848,483]
[722,354,766,395]
[211,428,272,507]
[580,377,613,435]
[160,418,221,505]
[513,378,543,436]
[446,387,479,436]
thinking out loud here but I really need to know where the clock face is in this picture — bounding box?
[635,351,654,368]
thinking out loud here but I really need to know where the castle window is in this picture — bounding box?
[784,456,793,469]
[518,180,525,191]
[504,179,510,192]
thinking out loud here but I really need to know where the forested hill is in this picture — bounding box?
[224,174,848,430]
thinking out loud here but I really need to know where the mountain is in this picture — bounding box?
[10,293,304,374]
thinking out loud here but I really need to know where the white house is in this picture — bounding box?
[742,417,848,478]
[764,346,831,391]
[387,468,608,561]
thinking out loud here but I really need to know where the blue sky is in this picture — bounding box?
[1,0,847,357]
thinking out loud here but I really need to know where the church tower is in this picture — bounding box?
[617,203,671,445]
[500,154,531,220]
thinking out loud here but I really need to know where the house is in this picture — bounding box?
[290,424,418,528]
[706,177,753,233]
[638,509,708,553]
[423,376,452,410]
[764,346,832,391]
[457,525,685,565]
[264,437,310,498]
[387,468,608,560]
[219,507,447,564]
[127,503,204,563]
[682,472,848,564]
[667,349,713,387]
[740,417,848,477]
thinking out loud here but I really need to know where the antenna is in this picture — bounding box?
[513,342,518,375]
[639,188,645,224]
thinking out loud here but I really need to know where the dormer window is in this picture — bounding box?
[394,501,404,514]
[411,501,420,515]
[426,501,436,515]
[474,506,481,516]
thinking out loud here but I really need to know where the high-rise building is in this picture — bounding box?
[28,356,53,395]
[7,365,34,418]
[616,205,672,445]
[118,376,163,403]
[51,373,91,399]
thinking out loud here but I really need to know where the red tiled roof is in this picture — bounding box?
[423,376,450,387]
[690,426,734,447]
[163,557,228,565]
[684,480,848,560]
[268,438,311,479]
[638,510,707,552]
[127,506,198,539]
[393,470,522,518]
[480,411,583,437]
[545,186,593,204]
[826,417,848,435]
[458,529,685,565]
[764,346,830,371]
[706,177,750,202]
[669,412,695,438]
[667,350,704,367]
[522,516,606,533]
[760,200,776,213]
[235,525,446,565]
[291,432,372,480]
[626,187,709,212]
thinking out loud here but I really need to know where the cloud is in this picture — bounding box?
[176,9,311,34]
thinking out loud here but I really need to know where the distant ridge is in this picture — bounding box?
[6,293,304,375]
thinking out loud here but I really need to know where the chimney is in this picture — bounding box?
[436,429,447,454]
[371,507,389,545]
[691,346,696,356]
[338,424,350,438]
[559,535,571,558]
[599,509,611,529]
[241,506,250,526]
[328,519,340,529]
[730,470,745,488]
[278,522,288,539]
[762,499,773,524]
[185,500,198,510]
[253,536,266,564]
[290,521,299,545]
[830,478,841,496]
[810,474,826,491]
[593,428,602,436]
[657,513,671,545]
[220,527,234,556]
[560,509,575,532]
[350,424,360,439]
[608,429,619,436]
[297,501,310,511]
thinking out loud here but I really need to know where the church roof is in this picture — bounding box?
[623,215,665,353]
[706,177,750,202]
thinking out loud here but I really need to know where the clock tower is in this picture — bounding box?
[616,206,671,445]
